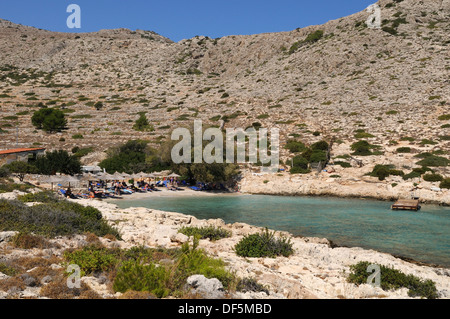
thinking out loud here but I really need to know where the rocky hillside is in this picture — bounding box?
[0,0,448,166]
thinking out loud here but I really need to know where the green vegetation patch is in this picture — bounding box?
[178,226,232,241]
[347,261,439,299]
[0,199,120,239]
[234,228,294,258]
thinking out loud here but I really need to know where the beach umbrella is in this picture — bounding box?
[41,175,64,190]
[112,172,125,180]
[81,173,98,181]
[168,173,180,178]
[59,175,81,187]
[122,173,132,180]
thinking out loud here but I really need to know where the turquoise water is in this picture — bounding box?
[113,194,450,267]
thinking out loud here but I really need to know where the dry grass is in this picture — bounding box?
[40,275,102,299]
[10,233,57,250]
[118,290,157,299]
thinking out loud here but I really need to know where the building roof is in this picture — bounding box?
[0,148,46,156]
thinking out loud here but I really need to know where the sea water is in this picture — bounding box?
[114,194,450,267]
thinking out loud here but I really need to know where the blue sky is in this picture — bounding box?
[0,0,377,41]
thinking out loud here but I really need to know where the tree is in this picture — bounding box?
[99,140,160,173]
[133,114,154,132]
[94,101,103,110]
[31,108,67,133]
[4,161,37,182]
[33,150,81,175]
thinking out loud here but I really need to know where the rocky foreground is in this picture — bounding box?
[1,192,449,299]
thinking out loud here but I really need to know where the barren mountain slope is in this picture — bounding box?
[0,0,448,167]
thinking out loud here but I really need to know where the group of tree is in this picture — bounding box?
[31,107,67,133]
[1,150,81,181]
[98,136,240,185]
[287,140,330,174]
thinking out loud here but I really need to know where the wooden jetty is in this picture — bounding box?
[391,199,421,211]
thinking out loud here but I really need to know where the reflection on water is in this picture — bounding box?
[114,194,450,267]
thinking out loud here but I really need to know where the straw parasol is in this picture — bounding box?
[81,173,99,181]
[112,172,126,180]
[59,175,81,187]
[41,175,64,190]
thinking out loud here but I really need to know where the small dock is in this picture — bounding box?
[391,199,421,211]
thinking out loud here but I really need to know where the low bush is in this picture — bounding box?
[285,140,307,153]
[347,261,439,299]
[178,226,231,241]
[334,161,351,168]
[113,260,170,298]
[17,190,58,203]
[234,228,294,258]
[439,178,450,189]
[0,181,33,194]
[423,174,444,182]
[351,140,377,156]
[63,239,236,298]
[396,147,411,153]
[0,199,120,239]
[64,245,120,276]
[368,165,403,181]
[10,232,54,249]
[416,155,449,167]
[236,277,269,295]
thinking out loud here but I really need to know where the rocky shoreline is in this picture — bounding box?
[1,189,449,299]
[239,171,450,206]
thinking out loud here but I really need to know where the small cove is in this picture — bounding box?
[113,194,450,268]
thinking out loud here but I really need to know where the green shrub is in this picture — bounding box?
[236,277,269,295]
[64,245,119,276]
[423,174,443,182]
[0,263,18,277]
[351,140,374,156]
[17,190,58,203]
[0,199,120,239]
[354,131,375,139]
[178,226,231,241]
[0,182,32,193]
[389,169,404,176]
[310,140,329,151]
[33,150,82,175]
[437,114,450,121]
[285,140,307,153]
[113,260,170,298]
[396,147,411,153]
[133,114,154,132]
[31,108,67,132]
[369,165,391,181]
[347,261,439,299]
[0,166,10,178]
[234,228,294,258]
[304,30,324,43]
[3,161,37,182]
[439,178,450,189]
[175,239,235,290]
[72,134,84,139]
[310,150,327,163]
[334,161,351,168]
[416,155,449,167]
[420,139,438,145]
